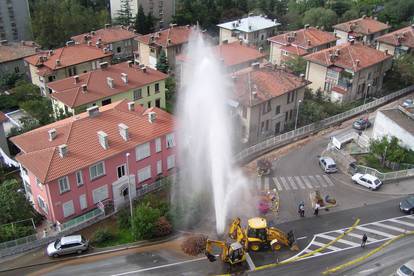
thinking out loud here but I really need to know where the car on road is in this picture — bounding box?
[402,99,414,108]
[352,118,371,130]
[399,196,414,214]
[47,235,89,257]
[318,157,338,173]
[396,259,414,276]
[351,173,382,190]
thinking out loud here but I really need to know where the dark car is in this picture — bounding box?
[399,196,414,214]
[352,118,371,130]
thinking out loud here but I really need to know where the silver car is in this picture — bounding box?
[47,235,89,257]
[319,157,338,173]
[397,259,414,276]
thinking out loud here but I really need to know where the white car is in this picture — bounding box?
[351,173,382,190]
[397,259,414,276]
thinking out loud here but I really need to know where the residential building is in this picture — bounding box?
[48,61,168,116]
[376,25,414,57]
[0,0,32,42]
[373,106,414,150]
[71,25,138,61]
[11,100,176,224]
[304,41,392,103]
[135,25,193,69]
[0,112,9,156]
[0,40,38,79]
[268,26,338,66]
[24,42,113,96]
[110,0,176,29]
[217,15,280,46]
[333,16,390,46]
[231,64,309,145]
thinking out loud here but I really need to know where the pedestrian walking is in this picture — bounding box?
[314,203,320,216]
[361,233,368,248]
[298,201,305,217]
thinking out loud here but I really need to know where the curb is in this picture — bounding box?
[0,233,181,273]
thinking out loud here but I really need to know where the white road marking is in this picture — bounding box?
[317,234,360,247]
[346,232,378,242]
[358,268,375,274]
[280,177,291,190]
[245,253,256,271]
[322,175,335,186]
[294,176,306,189]
[308,175,320,188]
[312,241,341,251]
[390,218,414,228]
[301,176,313,189]
[287,176,298,190]
[264,177,269,191]
[303,248,323,256]
[315,175,328,188]
[356,226,396,238]
[373,222,407,233]
[405,215,414,220]
[273,177,283,191]
[297,236,307,240]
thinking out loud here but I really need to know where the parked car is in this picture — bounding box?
[352,118,371,130]
[47,235,89,257]
[402,98,414,108]
[399,196,414,214]
[319,157,338,173]
[396,259,414,276]
[351,173,382,190]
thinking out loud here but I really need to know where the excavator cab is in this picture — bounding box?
[205,239,246,265]
[228,242,244,264]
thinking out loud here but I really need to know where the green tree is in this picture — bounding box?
[369,136,389,166]
[20,98,53,125]
[131,202,161,240]
[156,50,169,74]
[165,77,176,113]
[134,5,147,34]
[284,56,306,76]
[393,54,414,86]
[379,0,414,27]
[302,7,338,31]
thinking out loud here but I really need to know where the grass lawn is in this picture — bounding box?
[92,227,135,248]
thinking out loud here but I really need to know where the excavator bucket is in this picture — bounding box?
[205,252,217,262]
[287,231,299,251]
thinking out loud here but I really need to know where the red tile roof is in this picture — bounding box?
[280,45,308,56]
[376,25,414,48]
[304,42,392,72]
[232,65,309,107]
[71,25,137,45]
[135,25,193,48]
[0,112,7,123]
[268,27,337,52]
[48,62,167,108]
[24,44,112,73]
[0,41,39,63]
[333,17,390,36]
[11,100,175,183]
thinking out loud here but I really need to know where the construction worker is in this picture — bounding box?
[361,233,368,248]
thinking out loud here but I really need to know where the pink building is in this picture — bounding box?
[11,100,176,224]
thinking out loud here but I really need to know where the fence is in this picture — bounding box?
[355,165,414,182]
[234,85,414,164]
[60,208,103,231]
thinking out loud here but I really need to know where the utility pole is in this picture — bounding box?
[294,99,302,131]
[125,152,133,226]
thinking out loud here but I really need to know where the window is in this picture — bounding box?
[373,77,378,87]
[261,121,265,132]
[37,196,48,213]
[58,176,70,194]
[36,178,43,190]
[79,194,87,210]
[289,109,293,120]
[138,166,151,182]
[117,46,121,53]
[275,105,281,115]
[275,122,281,134]
[166,133,175,148]
[148,101,151,108]
[14,66,19,73]
[89,161,105,180]
[76,171,83,186]
[102,98,112,106]
[155,138,161,152]
[155,83,160,93]
[155,98,161,108]
[136,142,150,160]
[62,200,74,218]
[282,50,288,56]
[133,89,142,100]
[263,101,271,114]
[324,81,333,92]
[242,106,247,118]
[285,111,288,122]
[167,155,175,170]
[68,67,77,77]
[147,86,150,96]
[92,185,108,204]
[265,120,269,131]
[157,160,162,174]
[367,72,372,80]
[117,164,126,179]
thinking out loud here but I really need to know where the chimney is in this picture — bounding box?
[81,84,87,93]
[127,102,135,111]
[142,66,147,73]
[148,111,157,123]
[362,15,367,19]
[300,73,305,80]
[251,62,260,69]
[239,39,243,45]
[167,38,172,45]
[118,123,129,141]
[91,30,96,35]
[66,40,75,46]
[127,60,133,67]
[48,128,57,141]
[307,39,311,46]
[58,144,68,158]
[97,131,109,149]
[355,59,360,66]
[87,41,92,46]
[259,47,264,53]
[73,75,79,84]
[56,59,61,66]
[87,106,100,117]
[350,39,355,45]
[121,73,128,84]
[223,39,228,44]
[105,23,111,28]
[107,77,114,88]
[304,24,310,29]
[48,50,53,56]
[100,61,109,69]
[0,40,8,46]
[411,24,414,29]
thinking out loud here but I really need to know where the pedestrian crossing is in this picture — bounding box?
[292,214,414,261]
[266,175,335,192]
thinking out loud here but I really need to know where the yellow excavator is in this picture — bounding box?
[205,239,246,266]
[229,217,299,252]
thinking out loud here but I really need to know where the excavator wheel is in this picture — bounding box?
[249,242,261,251]
[272,243,282,251]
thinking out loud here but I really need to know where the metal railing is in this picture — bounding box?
[0,233,37,250]
[355,165,414,182]
[60,208,103,231]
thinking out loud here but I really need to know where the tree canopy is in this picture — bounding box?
[134,4,156,35]
[115,0,135,26]
[156,50,169,74]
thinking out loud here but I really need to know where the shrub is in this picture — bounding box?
[181,234,207,256]
[154,216,172,237]
[116,208,131,230]
[131,202,161,240]
[0,225,35,243]
[91,228,114,245]
[141,194,169,216]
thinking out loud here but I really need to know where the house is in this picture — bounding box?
[333,16,390,46]
[231,64,309,145]
[0,40,39,79]
[71,25,138,61]
[304,41,392,103]
[268,26,338,66]
[0,112,9,156]
[217,15,280,46]
[376,25,414,57]
[24,42,113,96]
[11,100,176,224]
[373,106,414,150]
[134,25,193,70]
[48,61,168,117]
[0,0,32,41]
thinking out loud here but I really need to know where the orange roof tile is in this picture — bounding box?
[48,62,167,108]
[280,45,308,56]
[0,41,39,63]
[71,25,137,45]
[333,17,390,36]
[11,100,175,183]
[304,42,392,72]
[376,25,414,48]
[135,26,193,48]
[0,112,7,123]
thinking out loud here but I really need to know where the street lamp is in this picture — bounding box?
[294,99,302,131]
[125,152,133,225]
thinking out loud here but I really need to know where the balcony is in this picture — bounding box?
[337,78,352,90]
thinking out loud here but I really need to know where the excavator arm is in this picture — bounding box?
[228,217,247,245]
[205,239,228,262]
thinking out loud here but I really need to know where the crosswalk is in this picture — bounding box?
[292,214,414,261]
[259,175,336,192]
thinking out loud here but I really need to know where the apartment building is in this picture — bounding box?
[218,15,280,46]
[333,16,390,46]
[0,40,38,79]
[304,41,392,103]
[11,100,176,224]
[24,42,113,96]
[231,64,309,145]
[71,25,138,61]
[48,61,168,117]
[0,0,32,42]
[376,25,414,57]
[268,26,337,66]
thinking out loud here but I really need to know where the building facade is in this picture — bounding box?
[11,100,176,224]
[0,40,38,79]
[376,25,414,57]
[0,0,32,42]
